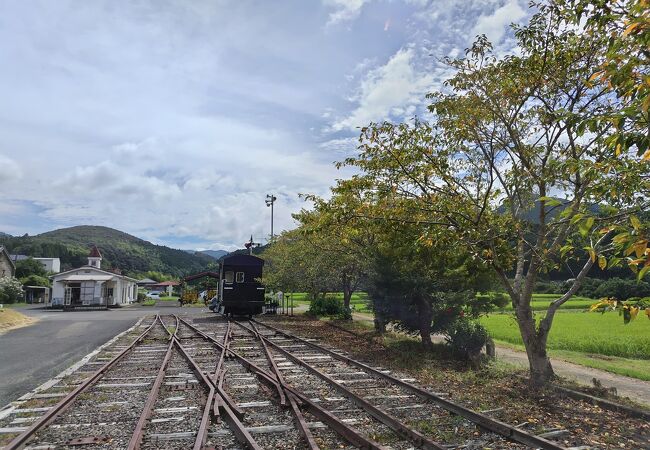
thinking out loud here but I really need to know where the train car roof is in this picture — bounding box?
[222,253,264,266]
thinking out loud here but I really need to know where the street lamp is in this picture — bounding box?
[265,194,277,239]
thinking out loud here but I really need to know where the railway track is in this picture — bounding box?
[3,313,612,449]
[187,315,568,450]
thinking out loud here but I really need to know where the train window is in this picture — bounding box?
[225,271,234,284]
[236,272,245,283]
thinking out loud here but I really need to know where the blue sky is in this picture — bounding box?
[0,0,529,250]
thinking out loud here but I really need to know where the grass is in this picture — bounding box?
[480,311,650,359]
[493,338,650,381]
[142,299,156,306]
[158,295,179,302]
[4,302,29,308]
[500,294,597,311]
[285,292,372,312]
[288,292,598,314]
[0,308,36,333]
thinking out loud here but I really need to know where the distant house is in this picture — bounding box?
[10,254,61,273]
[137,278,158,287]
[0,246,15,278]
[150,280,180,296]
[50,246,137,308]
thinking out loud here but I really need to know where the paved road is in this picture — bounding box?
[0,303,212,407]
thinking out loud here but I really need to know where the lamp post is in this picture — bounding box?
[265,194,276,240]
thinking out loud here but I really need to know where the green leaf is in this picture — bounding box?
[638,265,650,281]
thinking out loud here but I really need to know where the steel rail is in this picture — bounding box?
[248,320,319,449]
[162,316,241,450]
[161,315,217,450]
[236,320,445,450]
[247,321,287,406]
[4,315,163,450]
[127,316,175,450]
[170,327,263,450]
[177,316,388,450]
[253,320,566,450]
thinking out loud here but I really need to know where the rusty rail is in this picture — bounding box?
[248,320,319,449]
[127,316,175,450]
[253,319,566,450]
[169,321,262,450]
[237,320,444,450]
[176,316,388,450]
[5,316,162,450]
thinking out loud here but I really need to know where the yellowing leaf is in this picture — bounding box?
[615,143,622,156]
[588,71,604,82]
[588,247,596,263]
[644,149,650,161]
[630,215,641,230]
[635,241,648,258]
[598,255,607,270]
[623,22,641,36]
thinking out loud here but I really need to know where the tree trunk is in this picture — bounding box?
[374,315,386,334]
[343,287,352,313]
[417,295,433,350]
[516,305,554,387]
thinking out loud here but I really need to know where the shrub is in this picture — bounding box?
[575,277,650,300]
[307,295,346,317]
[535,280,564,294]
[0,277,24,304]
[137,292,146,302]
[444,319,489,363]
[593,278,650,300]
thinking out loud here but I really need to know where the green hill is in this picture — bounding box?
[0,225,214,277]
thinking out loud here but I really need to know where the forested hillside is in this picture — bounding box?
[0,226,213,277]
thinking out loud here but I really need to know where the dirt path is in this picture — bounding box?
[493,345,650,407]
[351,312,650,408]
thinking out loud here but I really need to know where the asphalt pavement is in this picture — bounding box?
[0,302,212,407]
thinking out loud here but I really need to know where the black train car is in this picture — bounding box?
[219,254,265,316]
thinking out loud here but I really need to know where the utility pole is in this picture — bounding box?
[265,194,277,240]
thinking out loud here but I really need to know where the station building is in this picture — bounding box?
[50,246,137,308]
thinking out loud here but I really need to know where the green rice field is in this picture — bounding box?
[480,311,650,359]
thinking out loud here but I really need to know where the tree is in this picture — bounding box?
[343,8,649,386]
[0,277,23,304]
[364,211,496,349]
[263,205,370,316]
[15,258,47,278]
[19,274,50,287]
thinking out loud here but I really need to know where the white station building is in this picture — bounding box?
[50,246,137,308]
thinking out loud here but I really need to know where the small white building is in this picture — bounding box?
[50,246,137,308]
[10,255,61,273]
[35,257,61,273]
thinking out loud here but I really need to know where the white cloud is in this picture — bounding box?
[0,154,23,184]
[333,47,434,130]
[472,0,525,43]
[324,0,370,25]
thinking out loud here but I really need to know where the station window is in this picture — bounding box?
[236,272,245,283]
[225,271,234,284]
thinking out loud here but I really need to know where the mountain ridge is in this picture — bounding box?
[0,225,214,277]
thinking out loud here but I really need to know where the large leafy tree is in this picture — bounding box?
[15,258,47,278]
[343,8,649,386]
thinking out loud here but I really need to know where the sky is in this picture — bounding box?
[0,0,530,251]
